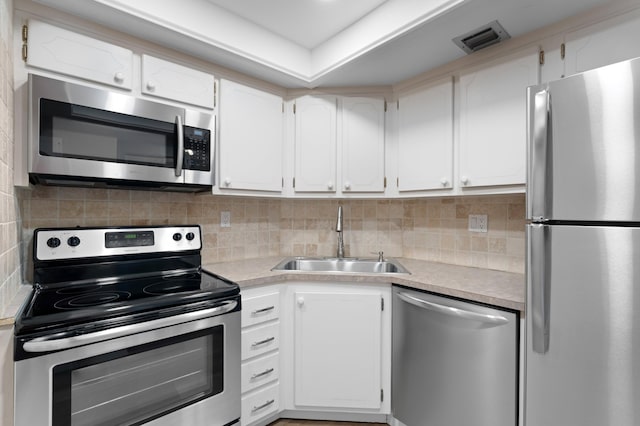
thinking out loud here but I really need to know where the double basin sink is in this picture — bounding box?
[272,256,410,275]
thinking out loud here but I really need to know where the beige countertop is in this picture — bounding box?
[204,256,525,312]
[0,257,525,325]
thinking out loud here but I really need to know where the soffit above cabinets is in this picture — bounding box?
[33,0,611,88]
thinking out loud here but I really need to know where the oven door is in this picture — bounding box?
[15,301,240,426]
[29,74,214,188]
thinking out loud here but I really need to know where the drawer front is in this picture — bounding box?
[242,352,279,393]
[242,322,280,360]
[242,292,280,327]
[241,382,279,426]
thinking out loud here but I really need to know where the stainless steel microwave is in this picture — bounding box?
[28,74,215,192]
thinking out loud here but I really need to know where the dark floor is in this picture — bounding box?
[268,420,387,426]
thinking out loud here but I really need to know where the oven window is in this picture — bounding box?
[39,99,176,167]
[52,326,224,426]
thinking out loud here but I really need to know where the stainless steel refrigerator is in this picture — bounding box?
[526,57,640,425]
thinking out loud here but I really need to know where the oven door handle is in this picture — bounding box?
[22,300,237,353]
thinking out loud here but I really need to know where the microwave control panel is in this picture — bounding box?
[184,126,211,171]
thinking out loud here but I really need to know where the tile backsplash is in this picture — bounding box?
[20,187,525,277]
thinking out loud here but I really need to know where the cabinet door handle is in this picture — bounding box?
[251,336,275,347]
[252,399,275,412]
[252,306,275,315]
[251,368,275,380]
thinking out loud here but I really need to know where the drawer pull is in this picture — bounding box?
[251,337,275,347]
[251,368,275,380]
[252,399,275,413]
[252,306,275,315]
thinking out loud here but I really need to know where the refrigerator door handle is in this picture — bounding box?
[528,88,550,221]
[529,224,551,354]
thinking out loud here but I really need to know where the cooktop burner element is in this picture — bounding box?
[53,291,132,310]
[15,225,240,336]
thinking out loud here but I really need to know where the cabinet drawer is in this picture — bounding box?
[242,322,279,360]
[241,382,279,425]
[242,352,279,393]
[242,292,280,327]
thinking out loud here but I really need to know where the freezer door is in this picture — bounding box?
[527,57,640,222]
[526,224,640,426]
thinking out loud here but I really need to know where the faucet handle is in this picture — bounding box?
[370,251,384,261]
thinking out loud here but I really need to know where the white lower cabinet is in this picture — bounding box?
[241,383,280,425]
[282,282,391,417]
[240,287,282,426]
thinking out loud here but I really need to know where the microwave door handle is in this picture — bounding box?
[175,115,184,177]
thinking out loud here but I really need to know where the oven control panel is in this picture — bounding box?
[35,226,202,261]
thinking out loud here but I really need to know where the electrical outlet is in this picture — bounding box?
[220,211,231,228]
[468,214,488,233]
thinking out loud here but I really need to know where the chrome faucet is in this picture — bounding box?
[336,205,345,258]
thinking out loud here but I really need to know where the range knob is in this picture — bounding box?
[67,236,81,247]
[47,237,61,248]
[173,233,182,241]
[186,232,195,241]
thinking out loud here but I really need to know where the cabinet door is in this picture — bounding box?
[294,291,382,409]
[141,55,214,109]
[341,97,385,193]
[398,78,453,191]
[564,9,640,77]
[219,80,283,192]
[458,49,539,188]
[27,20,132,89]
[294,96,337,193]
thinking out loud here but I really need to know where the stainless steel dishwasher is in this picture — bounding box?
[392,286,518,426]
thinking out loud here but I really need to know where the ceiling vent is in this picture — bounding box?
[452,20,510,54]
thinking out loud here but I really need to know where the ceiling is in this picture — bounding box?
[206,0,389,49]
[33,0,613,88]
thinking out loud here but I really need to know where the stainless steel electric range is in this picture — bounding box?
[14,225,240,426]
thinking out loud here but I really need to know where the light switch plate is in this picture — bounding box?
[220,211,231,227]
[468,214,488,233]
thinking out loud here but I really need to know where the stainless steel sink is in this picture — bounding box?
[271,256,410,274]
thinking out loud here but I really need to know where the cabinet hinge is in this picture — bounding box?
[384,101,387,112]
[21,24,28,62]
[539,50,545,65]
[282,177,284,188]
[282,102,285,113]
[381,389,384,402]
[293,177,296,188]
[213,81,217,108]
[293,103,296,114]
[396,100,399,110]
[396,177,399,187]
[381,297,384,311]
[560,43,566,60]
[384,177,387,189]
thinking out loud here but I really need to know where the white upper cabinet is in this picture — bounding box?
[294,96,338,193]
[564,9,640,77]
[26,20,133,89]
[458,48,540,188]
[341,97,386,193]
[218,79,283,192]
[141,55,214,109]
[397,78,453,192]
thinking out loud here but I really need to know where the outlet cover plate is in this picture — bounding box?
[468,214,488,233]
[221,211,231,228]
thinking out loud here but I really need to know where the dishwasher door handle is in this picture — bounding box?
[397,291,509,325]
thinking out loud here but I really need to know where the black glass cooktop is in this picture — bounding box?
[15,269,239,335]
